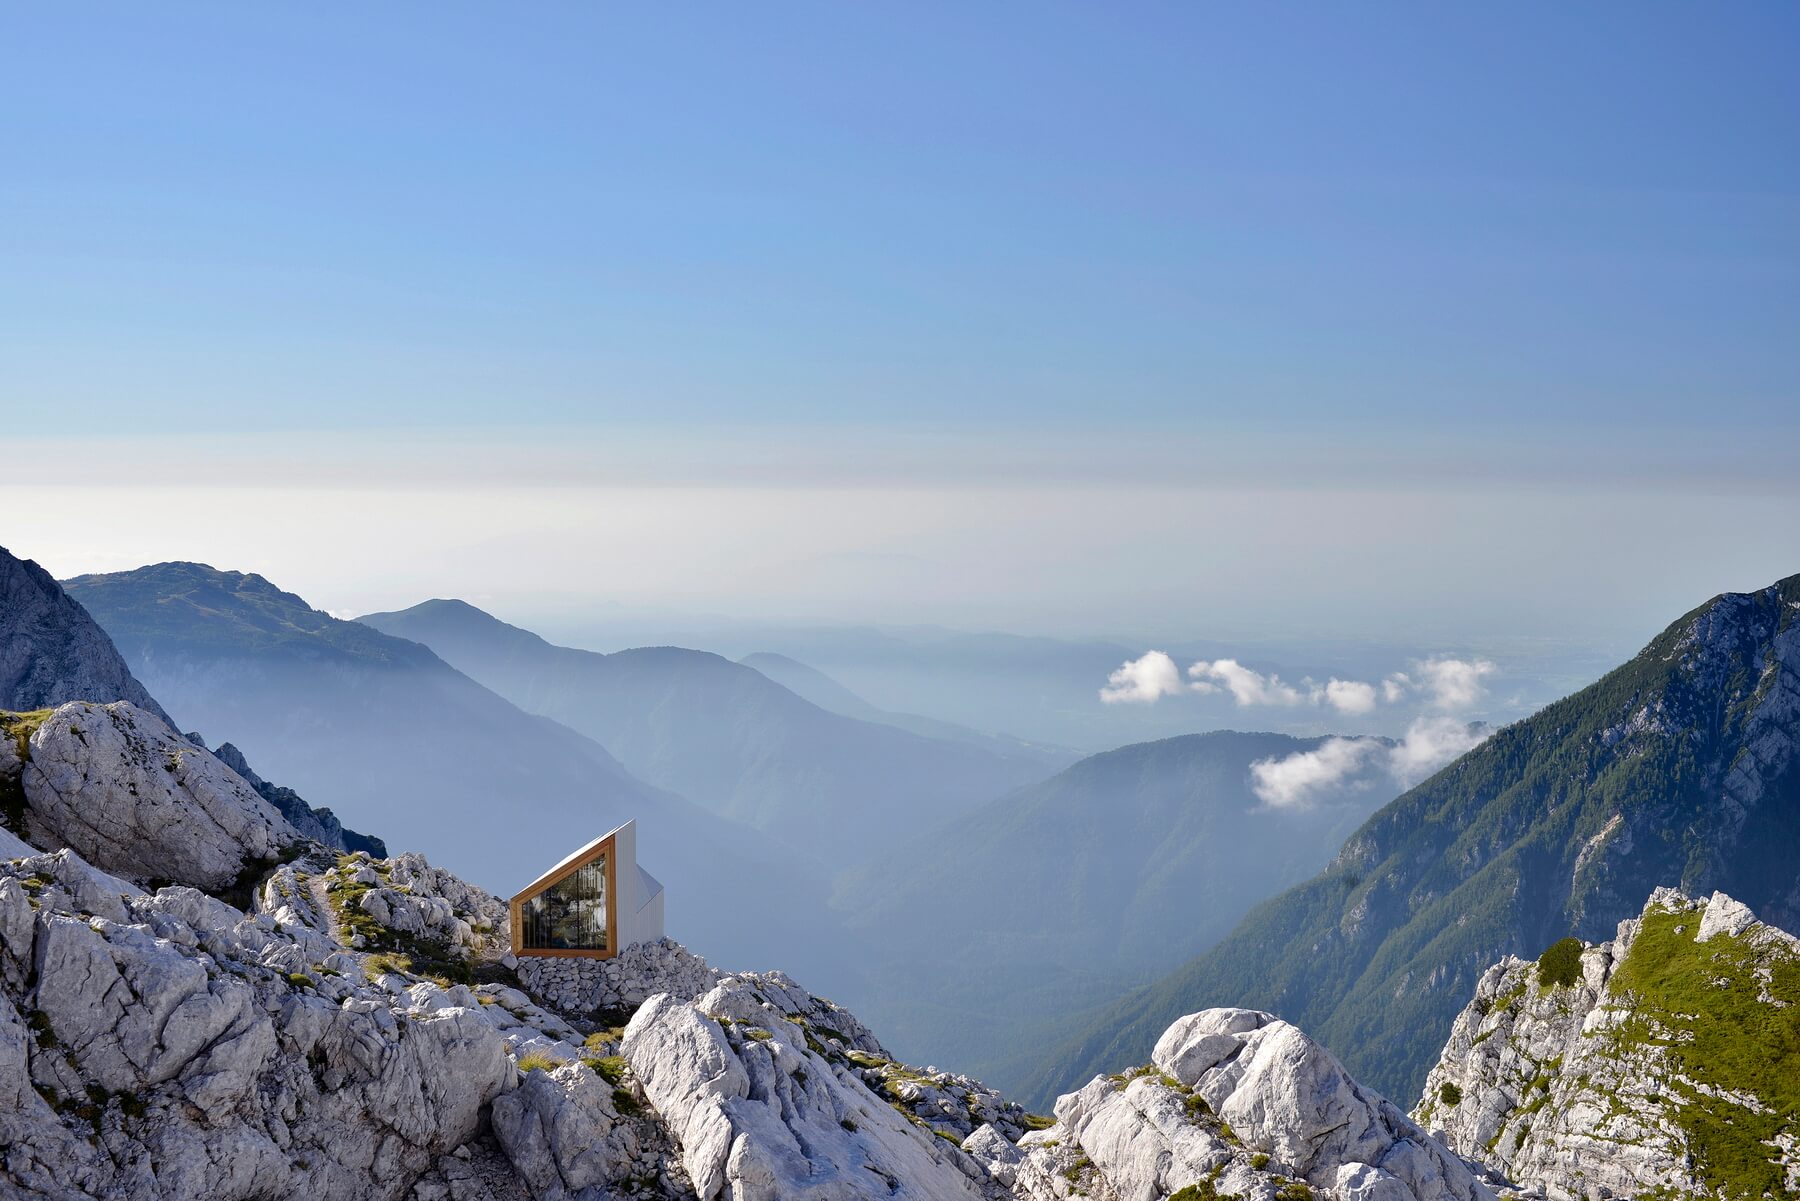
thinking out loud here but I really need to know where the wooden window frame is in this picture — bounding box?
[509,833,619,959]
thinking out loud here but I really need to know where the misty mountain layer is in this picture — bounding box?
[834,730,1391,1094]
[359,599,1068,861]
[62,563,852,982]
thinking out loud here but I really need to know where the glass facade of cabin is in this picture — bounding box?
[518,853,610,952]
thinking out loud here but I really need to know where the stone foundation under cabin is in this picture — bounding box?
[514,936,722,1016]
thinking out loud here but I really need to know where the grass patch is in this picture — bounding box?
[516,1051,564,1074]
[1020,1112,1056,1131]
[584,1054,628,1084]
[1438,1081,1463,1106]
[612,1087,642,1116]
[1605,904,1800,1200]
[326,858,473,987]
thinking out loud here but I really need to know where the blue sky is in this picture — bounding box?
[3,4,1797,646]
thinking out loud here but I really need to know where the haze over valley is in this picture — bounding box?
[4,5,1797,1199]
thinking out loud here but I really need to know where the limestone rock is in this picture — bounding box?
[1416,888,1800,1201]
[0,847,520,1200]
[622,978,995,1201]
[988,1008,1497,1201]
[15,701,299,891]
[518,937,723,1017]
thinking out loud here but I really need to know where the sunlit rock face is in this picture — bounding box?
[1418,888,1800,1201]
[7,701,299,892]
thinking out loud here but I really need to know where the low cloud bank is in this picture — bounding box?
[1100,652,1496,716]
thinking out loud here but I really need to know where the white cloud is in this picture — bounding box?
[1248,715,1491,808]
[1249,737,1383,808]
[1191,659,1307,707]
[1320,678,1378,715]
[1388,715,1489,785]
[1415,656,1496,709]
[1100,650,1188,704]
[1096,650,1500,717]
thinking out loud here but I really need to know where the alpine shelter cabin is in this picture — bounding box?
[509,819,665,958]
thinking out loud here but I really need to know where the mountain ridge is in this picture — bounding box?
[61,562,853,980]
[1021,571,1800,1108]
[357,598,1067,862]
[833,727,1395,1092]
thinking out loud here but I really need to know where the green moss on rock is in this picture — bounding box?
[1606,906,1800,1200]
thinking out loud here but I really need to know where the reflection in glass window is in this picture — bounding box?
[521,856,609,951]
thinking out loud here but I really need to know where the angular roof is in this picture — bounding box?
[510,818,632,902]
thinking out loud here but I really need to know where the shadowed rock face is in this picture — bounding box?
[0,546,172,724]
[210,740,387,858]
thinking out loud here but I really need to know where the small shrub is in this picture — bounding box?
[1250,1152,1271,1169]
[1170,1184,1220,1201]
[1536,937,1584,988]
[840,1118,858,1132]
[1438,1081,1463,1106]
[286,972,313,989]
[612,1087,642,1116]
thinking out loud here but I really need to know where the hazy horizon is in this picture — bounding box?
[5,2,1796,715]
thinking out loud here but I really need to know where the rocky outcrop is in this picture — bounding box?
[1,826,1519,1201]
[5,701,300,892]
[622,977,998,1201]
[1416,888,1800,1201]
[978,1008,1500,1201]
[211,740,387,857]
[0,547,172,725]
[1,683,1528,1201]
[0,847,522,1200]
